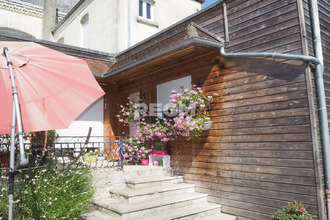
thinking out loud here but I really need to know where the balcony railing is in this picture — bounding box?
[0,136,124,171]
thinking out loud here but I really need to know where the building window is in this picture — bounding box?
[80,14,89,48]
[156,76,192,119]
[139,0,154,20]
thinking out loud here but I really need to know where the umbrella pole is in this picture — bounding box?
[8,100,16,220]
[3,47,29,220]
[3,47,29,167]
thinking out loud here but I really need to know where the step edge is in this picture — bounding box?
[128,202,221,220]
[110,183,195,197]
[95,192,208,214]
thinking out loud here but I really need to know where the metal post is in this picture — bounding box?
[119,137,124,169]
[3,47,29,167]
[8,99,16,220]
[3,47,29,220]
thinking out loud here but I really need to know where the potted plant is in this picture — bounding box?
[152,142,167,155]
[271,201,317,220]
[118,85,217,165]
[122,136,153,165]
[83,151,99,162]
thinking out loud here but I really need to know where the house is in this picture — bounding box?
[92,0,329,219]
[0,0,205,140]
[1,0,329,219]
[52,0,205,53]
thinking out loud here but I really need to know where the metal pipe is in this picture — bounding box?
[310,0,330,218]
[127,0,131,48]
[3,47,29,167]
[8,99,16,220]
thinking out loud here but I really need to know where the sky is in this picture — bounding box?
[202,0,220,9]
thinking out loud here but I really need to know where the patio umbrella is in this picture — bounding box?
[0,41,105,220]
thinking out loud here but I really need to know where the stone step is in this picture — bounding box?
[81,210,112,220]
[110,183,196,203]
[125,175,183,189]
[93,192,208,219]
[123,165,168,179]
[130,202,221,220]
[199,213,237,220]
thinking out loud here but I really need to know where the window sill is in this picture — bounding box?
[136,17,158,28]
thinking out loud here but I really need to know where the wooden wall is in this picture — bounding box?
[107,0,327,219]
[168,0,324,219]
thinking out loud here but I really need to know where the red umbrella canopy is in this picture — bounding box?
[0,41,105,134]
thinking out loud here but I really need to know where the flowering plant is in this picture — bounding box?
[271,201,317,220]
[117,85,216,163]
[122,136,153,162]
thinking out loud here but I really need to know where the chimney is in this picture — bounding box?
[42,0,58,41]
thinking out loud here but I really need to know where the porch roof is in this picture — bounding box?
[95,22,224,83]
[95,36,223,83]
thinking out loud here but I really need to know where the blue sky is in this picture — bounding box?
[202,0,219,8]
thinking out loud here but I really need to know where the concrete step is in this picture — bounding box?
[125,175,183,189]
[123,165,168,179]
[199,213,237,220]
[80,210,112,220]
[130,202,221,220]
[110,183,195,203]
[93,192,208,219]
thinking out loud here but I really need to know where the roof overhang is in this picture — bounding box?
[95,37,223,81]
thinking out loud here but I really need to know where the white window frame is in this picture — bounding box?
[139,0,154,21]
[80,14,89,48]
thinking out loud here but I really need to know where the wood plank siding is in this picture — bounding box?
[105,0,329,219]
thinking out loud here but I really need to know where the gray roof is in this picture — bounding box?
[17,0,80,13]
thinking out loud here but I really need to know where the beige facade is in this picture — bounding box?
[0,0,43,38]
[52,0,203,53]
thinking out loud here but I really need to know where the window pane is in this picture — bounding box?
[146,3,151,19]
[139,0,143,17]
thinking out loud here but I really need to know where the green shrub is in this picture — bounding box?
[0,162,94,219]
[271,201,317,220]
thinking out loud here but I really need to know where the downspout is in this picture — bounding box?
[127,0,131,48]
[310,0,330,218]
[220,1,329,213]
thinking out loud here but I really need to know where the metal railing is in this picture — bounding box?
[0,136,124,171]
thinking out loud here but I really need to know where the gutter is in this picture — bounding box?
[94,37,223,79]
[220,7,329,213]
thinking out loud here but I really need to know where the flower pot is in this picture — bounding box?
[141,159,149,166]
[152,150,167,155]
[202,121,213,131]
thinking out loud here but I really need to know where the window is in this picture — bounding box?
[156,76,192,118]
[139,0,154,20]
[80,14,89,48]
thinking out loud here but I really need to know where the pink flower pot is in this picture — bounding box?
[152,150,167,155]
[141,159,149,166]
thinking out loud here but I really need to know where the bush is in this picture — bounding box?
[271,201,317,220]
[0,162,94,219]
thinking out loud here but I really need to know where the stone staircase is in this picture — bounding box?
[82,166,236,220]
